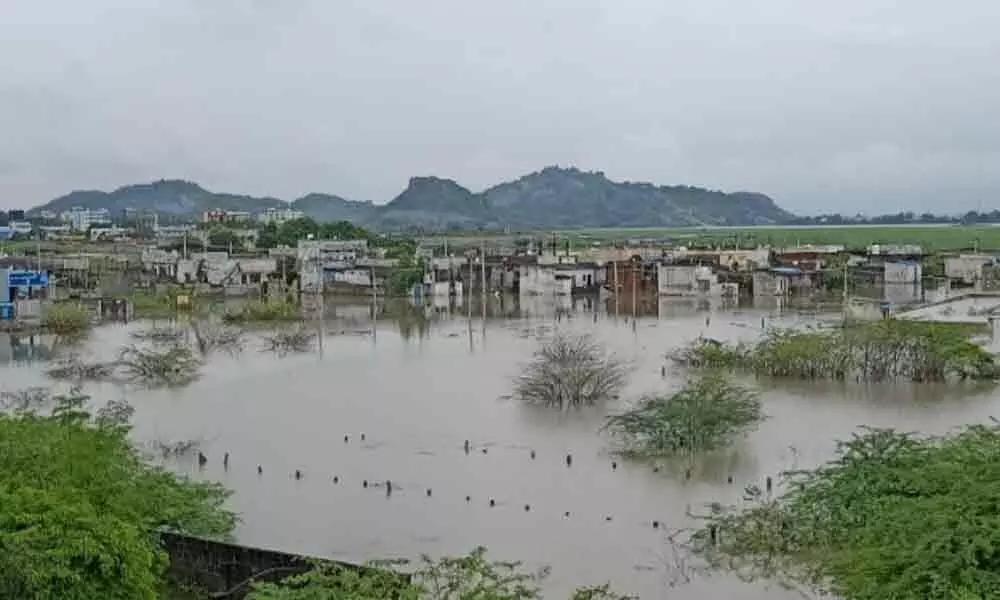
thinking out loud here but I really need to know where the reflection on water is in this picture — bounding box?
[0,334,57,365]
[1,295,997,599]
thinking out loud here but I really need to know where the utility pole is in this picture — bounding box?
[631,260,637,320]
[480,241,487,334]
[370,266,377,343]
[842,260,849,303]
[613,260,620,319]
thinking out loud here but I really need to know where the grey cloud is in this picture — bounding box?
[0,0,998,214]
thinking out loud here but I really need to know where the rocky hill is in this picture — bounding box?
[28,167,794,229]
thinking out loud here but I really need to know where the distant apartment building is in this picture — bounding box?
[202,209,252,224]
[61,207,112,231]
[257,207,305,225]
[8,221,33,236]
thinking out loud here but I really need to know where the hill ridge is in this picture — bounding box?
[28,166,794,229]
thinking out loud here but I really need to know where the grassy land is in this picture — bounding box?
[560,225,1000,250]
[423,225,1000,252]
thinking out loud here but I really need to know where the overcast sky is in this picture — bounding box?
[1,0,998,214]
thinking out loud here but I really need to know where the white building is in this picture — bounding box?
[258,207,305,225]
[944,254,996,285]
[883,261,922,284]
[8,221,33,236]
[658,264,730,296]
[63,207,112,231]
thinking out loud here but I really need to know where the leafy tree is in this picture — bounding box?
[604,372,762,457]
[690,425,1000,599]
[276,217,321,246]
[257,222,280,249]
[318,220,369,241]
[0,388,235,599]
[269,218,372,247]
[208,226,239,249]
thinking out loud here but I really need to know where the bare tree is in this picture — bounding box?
[514,333,628,410]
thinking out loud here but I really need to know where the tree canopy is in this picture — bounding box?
[255,217,371,249]
[0,389,235,600]
[691,424,1000,600]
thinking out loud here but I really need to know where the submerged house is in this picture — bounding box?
[753,267,811,296]
[518,255,605,297]
[944,254,997,287]
[657,264,734,296]
[605,259,658,295]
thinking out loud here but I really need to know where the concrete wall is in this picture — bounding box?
[327,268,372,287]
[239,258,278,275]
[658,265,723,296]
[160,531,407,600]
[753,271,790,296]
[658,265,697,295]
[519,266,571,296]
[884,261,922,284]
[944,255,994,284]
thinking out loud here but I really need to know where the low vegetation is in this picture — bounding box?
[605,372,763,458]
[689,424,1000,600]
[45,356,116,382]
[129,286,192,318]
[673,320,999,383]
[222,298,301,323]
[261,326,317,354]
[40,302,92,336]
[514,333,628,409]
[190,320,246,355]
[131,325,187,344]
[0,388,235,600]
[247,546,632,600]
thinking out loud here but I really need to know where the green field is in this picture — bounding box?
[424,225,1000,252]
[558,225,1000,250]
[4,224,1000,255]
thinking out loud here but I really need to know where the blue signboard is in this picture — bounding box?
[7,270,48,288]
[0,268,10,319]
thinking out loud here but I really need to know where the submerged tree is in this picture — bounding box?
[0,388,235,600]
[673,320,1000,383]
[40,302,92,337]
[118,343,202,387]
[261,326,317,354]
[514,333,628,409]
[45,355,116,382]
[605,372,762,458]
[688,424,1000,599]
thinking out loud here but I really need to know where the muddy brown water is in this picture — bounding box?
[2,296,997,599]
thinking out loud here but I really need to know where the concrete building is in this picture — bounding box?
[519,264,572,296]
[883,261,922,284]
[64,207,112,231]
[0,269,50,321]
[258,207,305,225]
[944,254,996,286]
[201,209,252,224]
[753,267,811,296]
[658,264,728,296]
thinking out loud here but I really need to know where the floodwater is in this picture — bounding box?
[3,295,999,599]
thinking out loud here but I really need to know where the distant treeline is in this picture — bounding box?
[790,210,1000,226]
